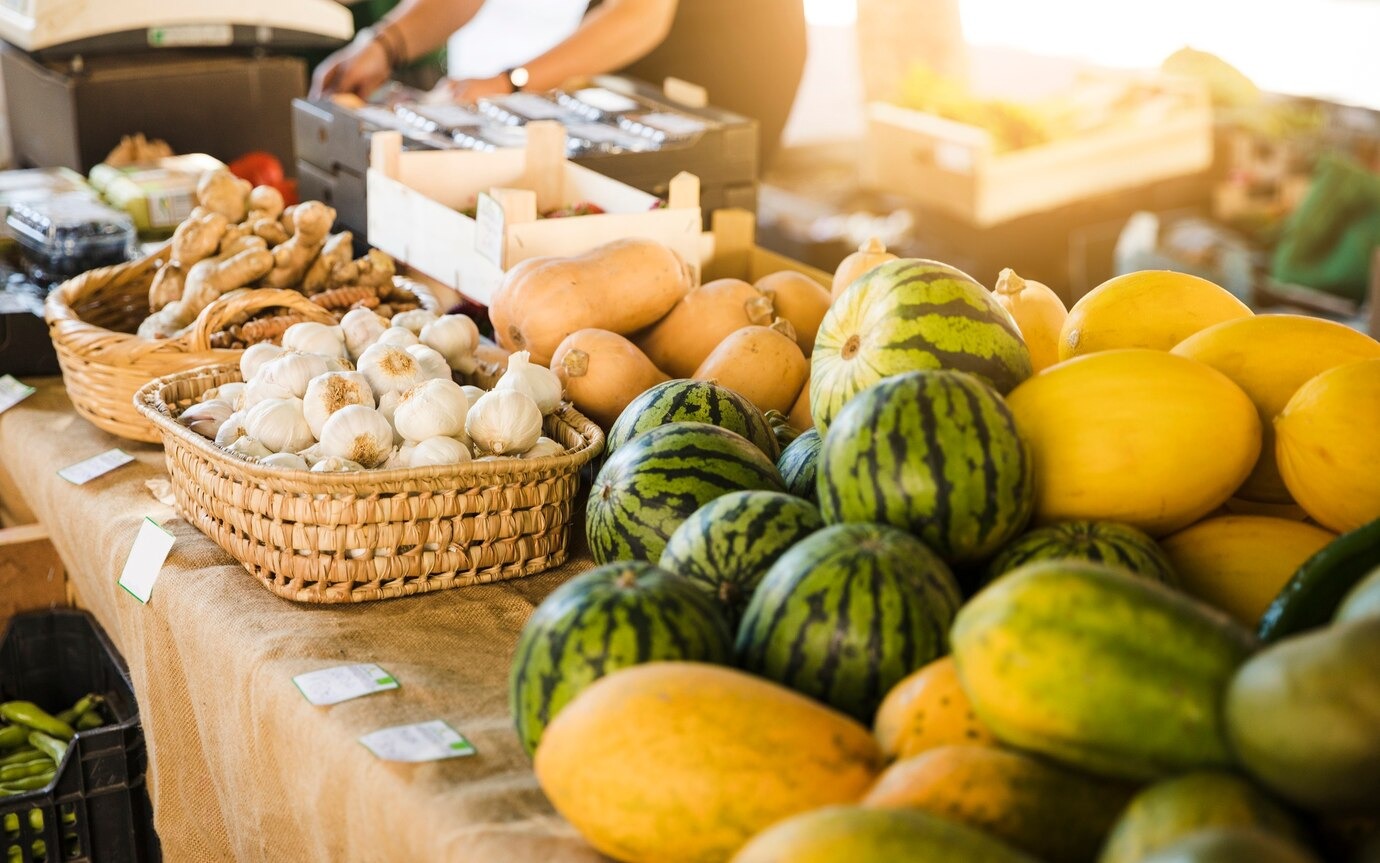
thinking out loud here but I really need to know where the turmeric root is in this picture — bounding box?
[311,285,379,310]
[196,169,251,223]
[260,201,335,289]
[302,231,355,293]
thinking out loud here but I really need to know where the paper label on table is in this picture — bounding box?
[359,720,476,762]
[293,664,399,706]
[147,24,234,47]
[117,518,174,604]
[0,376,34,414]
[59,449,135,485]
[473,193,506,266]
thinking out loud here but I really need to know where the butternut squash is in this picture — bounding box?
[832,237,897,301]
[693,321,809,415]
[994,268,1067,373]
[755,270,832,356]
[788,381,813,431]
[637,278,774,378]
[551,329,668,428]
[490,239,693,365]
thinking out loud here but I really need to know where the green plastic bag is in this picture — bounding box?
[1272,154,1380,304]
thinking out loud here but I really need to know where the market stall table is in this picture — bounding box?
[0,377,603,862]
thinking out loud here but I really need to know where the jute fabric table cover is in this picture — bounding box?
[0,378,604,862]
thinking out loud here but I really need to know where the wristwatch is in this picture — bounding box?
[504,66,530,93]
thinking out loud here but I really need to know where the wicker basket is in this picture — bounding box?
[134,363,604,603]
[45,248,433,444]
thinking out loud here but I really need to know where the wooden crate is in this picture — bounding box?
[0,524,66,632]
[367,121,703,305]
[700,208,831,286]
[862,77,1214,227]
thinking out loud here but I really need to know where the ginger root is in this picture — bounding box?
[141,235,273,338]
[259,201,335,289]
[245,186,285,223]
[251,220,290,247]
[148,262,185,313]
[326,249,396,291]
[196,169,252,223]
[302,232,354,293]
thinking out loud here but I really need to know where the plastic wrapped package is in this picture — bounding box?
[6,197,135,286]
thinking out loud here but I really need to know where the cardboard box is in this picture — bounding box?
[1,45,304,173]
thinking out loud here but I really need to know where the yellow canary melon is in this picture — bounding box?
[1060,271,1252,361]
[1172,315,1380,503]
[535,662,883,863]
[1161,515,1336,627]
[1005,349,1261,537]
[873,656,995,760]
[1275,358,1380,533]
[994,268,1067,373]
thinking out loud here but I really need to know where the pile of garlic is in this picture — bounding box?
[176,308,569,473]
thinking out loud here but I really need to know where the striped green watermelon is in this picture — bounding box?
[587,422,785,564]
[735,522,962,722]
[986,520,1178,586]
[811,259,1032,432]
[817,370,1033,564]
[606,379,779,459]
[658,491,823,623]
[509,561,732,756]
[777,429,822,502]
[764,409,800,450]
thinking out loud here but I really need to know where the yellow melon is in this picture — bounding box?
[993,268,1067,373]
[1275,358,1380,533]
[1173,315,1380,503]
[1005,349,1261,536]
[1060,270,1252,361]
[1161,515,1337,627]
[873,657,995,760]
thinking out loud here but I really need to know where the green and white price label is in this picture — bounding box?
[360,720,476,762]
[0,375,34,414]
[118,517,175,604]
[293,664,399,706]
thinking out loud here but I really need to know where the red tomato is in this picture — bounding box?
[228,151,285,188]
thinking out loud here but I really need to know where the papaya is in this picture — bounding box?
[1225,616,1380,813]
[1160,516,1336,628]
[1336,566,1380,623]
[1005,349,1261,536]
[1172,314,1380,503]
[1060,270,1252,360]
[731,805,1039,863]
[864,744,1135,863]
[1099,772,1304,863]
[1139,828,1321,863]
[951,561,1257,781]
[535,662,883,863]
[873,656,995,760]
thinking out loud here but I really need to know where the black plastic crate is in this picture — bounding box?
[0,610,159,863]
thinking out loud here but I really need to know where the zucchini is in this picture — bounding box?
[1258,516,1380,642]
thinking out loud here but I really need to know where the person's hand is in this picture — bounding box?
[427,74,514,105]
[310,36,392,100]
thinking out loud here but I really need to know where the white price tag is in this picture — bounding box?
[0,376,35,414]
[59,449,135,485]
[359,720,476,763]
[117,518,175,604]
[293,664,399,707]
[473,193,506,266]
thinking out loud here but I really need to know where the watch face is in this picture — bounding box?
[510,67,530,88]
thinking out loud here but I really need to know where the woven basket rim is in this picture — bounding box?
[134,362,605,491]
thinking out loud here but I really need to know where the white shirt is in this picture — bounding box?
[446,0,590,79]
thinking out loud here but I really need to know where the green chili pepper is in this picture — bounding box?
[74,710,104,731]
[55,694,102,727]
[0,725,27,751]
[0,703,73,741]
[25,733,66,767]
[0,748,44,767]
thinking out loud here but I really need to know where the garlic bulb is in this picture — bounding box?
[376,390,404,444]
[215,411,250,448]
[255,351,331,399]
[324,356,355,373]
[420,315,480,373]
[340,308,390,361]
[393,379,468,442]
[202,382,246,405]
[303,372,375,438]
[406,344,451,382]
[297,442,325,466]
[382,445,412,470]
[318,404,394,467]
[178,399,234,439]
[391,309,439,335]
[245,398,314,453]
[407,436,472,468]
[260,452,309,470]
[494,350,563,415]
[461,385,486,405]
[239,377,295,409]
[311,456,365,472]
[521,437,566,459]
[357,343,427,398]
[282,322,348,359]
[376,327,420,348]
[240,342,283,382]
[466,389,542,455]
[225,436,272,459]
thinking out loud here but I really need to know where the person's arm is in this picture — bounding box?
[440,0,678,102]
[311,0,487,99]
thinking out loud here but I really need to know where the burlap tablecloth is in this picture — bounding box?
[0,378,604,863]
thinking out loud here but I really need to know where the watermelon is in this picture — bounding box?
[587,422,785,564]
[658,491,823,623]
[817,370,1034,564]
[987,520,1178,586]
[606,379,779,460]
[764,409,800,450]
[735,522,962,722]
[811,258,1032,432]
[509,561,732,756]
[777,429,822,502]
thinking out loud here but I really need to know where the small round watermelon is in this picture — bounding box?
[510,561,732,756]
[658,491,823,624]
[606,379,779,459]
[777,429,822,502]
[986,520,1178,586]
[765,409,801,451]
[587,422,785,564]
[818,370,1034,564]
[811,259,1032,432]
[735,522,962,722]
